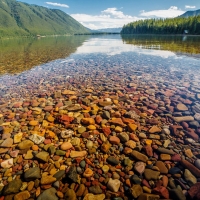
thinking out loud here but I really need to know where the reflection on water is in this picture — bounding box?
[0,36,89,75]
[1,34,200,76]
[121,34,200,56]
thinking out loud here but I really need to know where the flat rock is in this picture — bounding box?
[176,103,188,111]
[29,134,45,144]
[41,176,56,185]
[184,169,197,186]
[131,184,143,198]
[149,126,161,133]
[157,147,175,155]
[67,165,78,182]
[144,169,160,180]
[18,140,34,150]
[89,185,102,194]
[83,193,105,200]
[35,151,49,162]
[173,116,194,123]
[156,161,168,174]
[24,167,41,181]
[14,133,23,143]
[131,150,148,162]
[3,179,22,195]
[107,156,120,165]
[37,187,58,200]
[70,150,87,158]
[14,190,30,200]
[109,136,120,145]
[0,138,13,148]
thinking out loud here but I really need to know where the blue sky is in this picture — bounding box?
[20,0,200,29]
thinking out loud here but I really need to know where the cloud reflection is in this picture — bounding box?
[75,36,177,58]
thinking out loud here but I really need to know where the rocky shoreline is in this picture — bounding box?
[0,53,200,200]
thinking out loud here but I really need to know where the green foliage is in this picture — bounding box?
[121,16,200,35]
[0,0,89,37]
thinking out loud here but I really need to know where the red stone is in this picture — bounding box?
[122,117,135,124]
[44,139,51,144]
[169,125,183,136]
[153,186,169,199]
[188,183,200,200]
[109,136,120,145]
[102,127,111,137]
[171,154,181,162]
[143,145,153,157]
[96,115,103,124]
[142,179,151,188]
[186,128,199,141]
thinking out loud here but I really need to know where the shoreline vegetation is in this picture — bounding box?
[121,16,200,35]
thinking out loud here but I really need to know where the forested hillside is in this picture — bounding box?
[121,16,200,35]
[0,0,89,37]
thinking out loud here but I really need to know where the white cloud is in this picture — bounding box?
[140,6,184,18]
[45,2,69,8]
[71,8,143,30]
[185,5,196,9]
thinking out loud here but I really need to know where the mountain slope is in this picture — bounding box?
[0,0,90,37]
[179,9,200,18]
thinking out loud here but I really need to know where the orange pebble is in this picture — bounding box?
[32,145,39,151]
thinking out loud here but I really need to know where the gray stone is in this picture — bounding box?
[24,167,41,181]
[3,179,22,195]
[157,147,175,155]
[118,132,129,142]
[37,187,58,200]
[53,170,65,181]
[48,145,56,155]
[80,160,86,168]
[170,189,186,200]
[89,185,102,194]
[195,159,200,170]
[188,121,199,129]
[67,165,78,182]
[107,156,119,165]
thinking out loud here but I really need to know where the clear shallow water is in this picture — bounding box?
[1,34,200,100]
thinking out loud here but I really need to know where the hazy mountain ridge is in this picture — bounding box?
[179,9,200,18]
[97,27,122,33]
[0,0,90,37]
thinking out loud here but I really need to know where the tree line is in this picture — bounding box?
[121,16,200,35]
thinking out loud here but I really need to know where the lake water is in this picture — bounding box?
[1,35,200,199]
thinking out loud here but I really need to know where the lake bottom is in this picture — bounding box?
[0,52,200,200]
